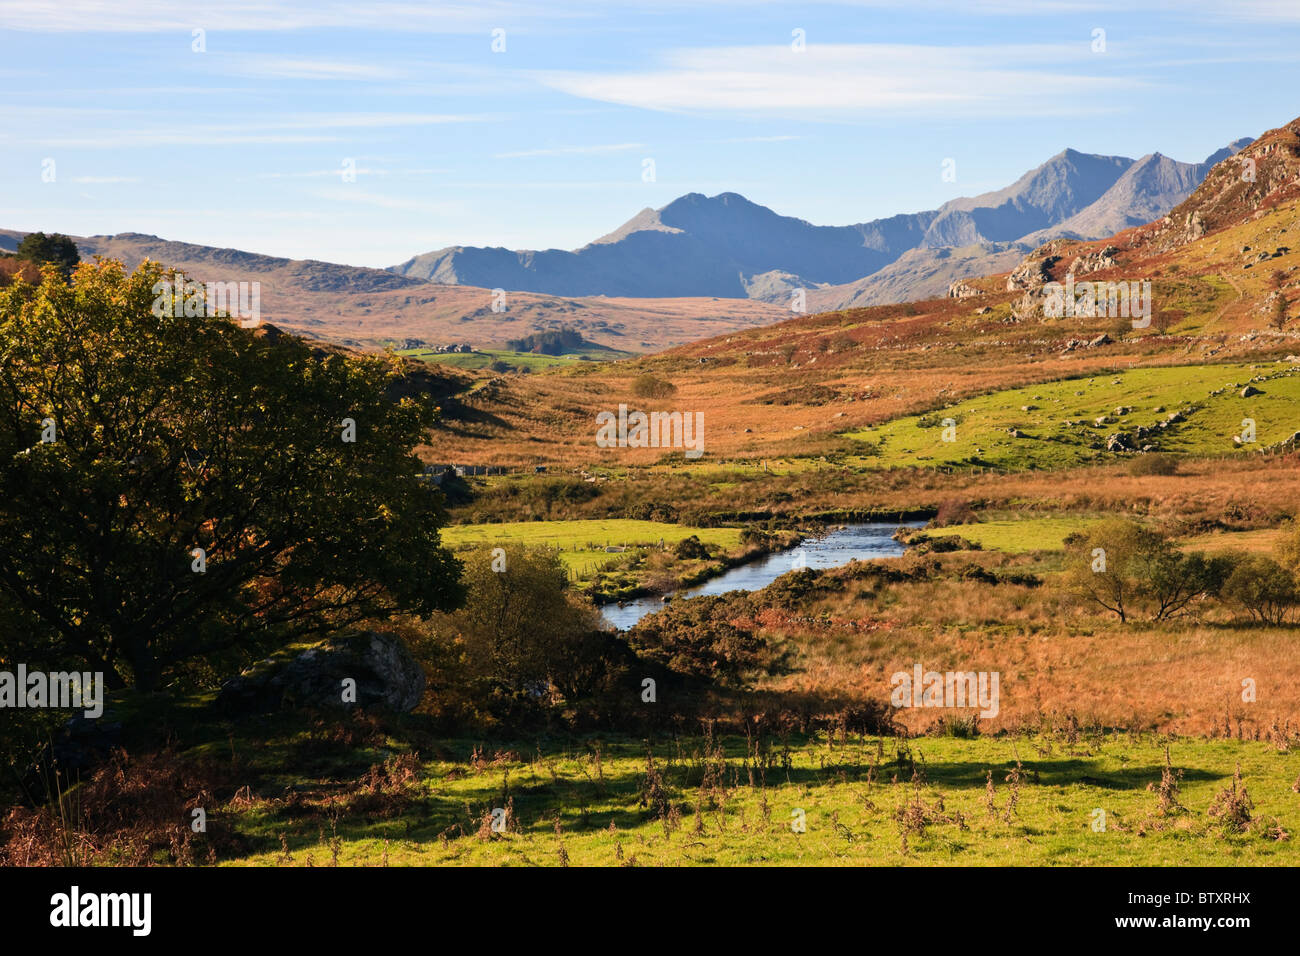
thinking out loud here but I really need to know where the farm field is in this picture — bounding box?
[398,345,630,371]
[441,518,747,580]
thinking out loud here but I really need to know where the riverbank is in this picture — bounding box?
[600,521,920,630]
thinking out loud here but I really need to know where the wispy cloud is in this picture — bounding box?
[538,42,1148,120]
[216,56,405,81]
[494,142,646,158]
[714,135,802,143]
[0,108,491,149]
[309,186,463,215]
[256,168,389,180]
[0,0,566,33]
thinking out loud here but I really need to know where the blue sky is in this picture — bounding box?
[1,0,1298,268]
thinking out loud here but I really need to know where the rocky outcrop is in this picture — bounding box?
[218,631,425,715]
[1068,245,1119,276]
[1006,253,1061,292]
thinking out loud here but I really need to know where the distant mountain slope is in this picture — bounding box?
[392,141,1247,306]
[1020,140,1254,244]
[919,149,1135,247]
[393,192,935,298]
[808,242,1032,311]
[0,229,786,353]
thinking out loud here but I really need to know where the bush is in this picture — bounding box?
[672,535,711,560]
[933,497,976,527]
[626,593,787,690]
[631,374,677,399]
[1128,453,1179,476]
[414,546,623,724]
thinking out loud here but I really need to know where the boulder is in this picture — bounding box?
[1106,432,1135,452]
[218,631,425,716]
[1240,385,1262,397]
[1068,245,1119,276]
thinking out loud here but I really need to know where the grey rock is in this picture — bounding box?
[218,631,425,715]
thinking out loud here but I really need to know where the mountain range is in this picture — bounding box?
[1,136,1253,352]
[392,141,1251,309]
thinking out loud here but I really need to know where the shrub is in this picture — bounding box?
[631,374,677,399]
[626,593,787,689]
[672,535,711,560]
[1128,453,1179,476]
[933,497,976,526]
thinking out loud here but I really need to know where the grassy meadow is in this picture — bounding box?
[200,729,1298,867]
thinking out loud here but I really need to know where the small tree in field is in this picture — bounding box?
[1223,555,1297,625]
[436,545,608,700]
[0,260,464,692]
[1063,519,1227,622]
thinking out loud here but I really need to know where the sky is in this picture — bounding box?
[1,0,1298,268]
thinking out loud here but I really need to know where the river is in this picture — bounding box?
[599,521,922,630]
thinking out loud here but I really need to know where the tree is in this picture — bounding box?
[437,545,608,699]
[1270,292,1288,332]
[1274,519,1300,575]
[1135,549,1233,621]
[0,260,464,692]
[15,232,80,279]
[1223,554,1297,625]
[1063,519,1224,622]
[1064,520,1161,622]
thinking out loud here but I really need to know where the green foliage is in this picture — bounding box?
[1222,554,1297,625]
[672,534,712,560]
[1063,519,1228,622]
[427,545,614,706]
[14,232,80,278]
[0,260,464,693]
[1274,519,1300,575]
[505,326,587,355]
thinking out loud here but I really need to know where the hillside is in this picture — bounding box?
[391,143,1247,308]
[424,120,1297,470]
[0,229,786,353]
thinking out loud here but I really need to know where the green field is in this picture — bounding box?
[846,362,1300,470]
[220,733,1300,866]
[397,346,627,371]
[944,515,1105,552]
[442,519,744,577]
